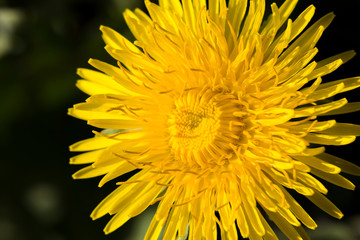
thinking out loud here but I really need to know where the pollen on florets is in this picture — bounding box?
[167,86,251,168]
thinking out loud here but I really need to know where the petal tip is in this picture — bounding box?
[99,25,106,31]
[88,58,95,65]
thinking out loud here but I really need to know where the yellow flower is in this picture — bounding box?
[69,0,360,239]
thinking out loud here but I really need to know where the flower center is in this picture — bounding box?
[169,103,220,151]
[168,87,248,168]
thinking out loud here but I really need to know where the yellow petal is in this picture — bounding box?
[316,76,360,94]
[319,123,360,136]
[127,184,164,218]
[163,192,186,239]
[235,205,249,238]
[90,186,123,220]
[100,25,141,53]
[91,169,151,220]
[316,50,356,69]
[265,210,303,240]
[281,12,334,60]
[296,171,327,194]
[280,185,317,229]
[286,120,336,134]
[88,58,121,78]
[221,222,238,240]
[321,102,360,116]
[109,182,157,216]
[276,0,298,27]
[262,0,298,38]
[293,161,311,172]
[104,183,163,234]
[182,0,196,30]
[293,155,340,174]
[260,3,281,49]
[276,207,301,227]
[68,108,128,121]
[294,98,348,118]
[217,192,232,231]
[316,153,360,176]
[146,0,180,35]
[300,147,326,156]
[106,46,163,73]
[93,142,148,168]
[268,168,314,196]
[70,149,103,165]
[288,4,315,42]
[266,19,293,64]
[307,82,344,101]
[172,203,192,239]
[192,0,207,18]
[87,119,144,129]
[86,59,146,95]
[77,68,124,91]
[159,0,183,17]
[123,9,152,47]
[307,59,343,81]
[300,77,322,97]
[311,168,355,190]
[243,199,265,236]
[228,0,248,40]
[306,190,343,219]
[98,162,136,187]
[72,163,116,179]
[253,185,278,212]
[76,80,123,96]
[258,212,278,240]
[304,133,356,146]
[240,0,265,43]
[256,108,294,126]
[74,101,117,111]
[155,187,178,221]
[294,226,311,240]
[272,133,307,154]
[281,49,318,83]
[144,217,163,240]
[257,174,290,207]
[202,207,217,240]
[210,0,227,28]
[69,136,119,152]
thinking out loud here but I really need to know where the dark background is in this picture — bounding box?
[0,0,360,239]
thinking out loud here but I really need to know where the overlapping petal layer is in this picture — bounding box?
[69,0,360,239]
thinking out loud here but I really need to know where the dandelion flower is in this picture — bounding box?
[69,0,360,239]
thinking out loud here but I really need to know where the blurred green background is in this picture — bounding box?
[0,0,360,239]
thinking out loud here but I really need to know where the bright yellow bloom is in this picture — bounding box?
[69,0,360,239]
